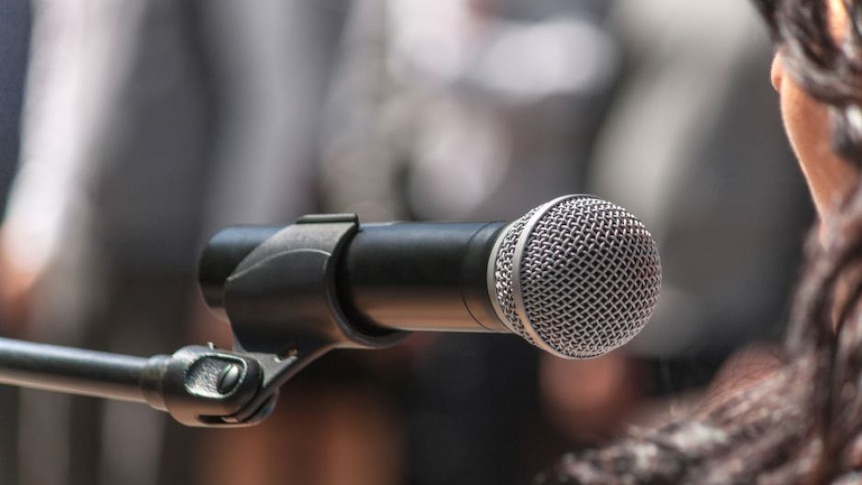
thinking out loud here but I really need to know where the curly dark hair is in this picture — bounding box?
[537,1,862,483]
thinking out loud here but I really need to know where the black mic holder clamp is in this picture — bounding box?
[0,214,406,428]
[183,213,407,426]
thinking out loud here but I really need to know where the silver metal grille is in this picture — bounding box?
[491,195,661,359]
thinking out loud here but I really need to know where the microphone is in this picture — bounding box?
[200,195,661,359]
[0,195,661,428]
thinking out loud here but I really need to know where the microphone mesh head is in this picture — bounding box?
[491,195,661,359]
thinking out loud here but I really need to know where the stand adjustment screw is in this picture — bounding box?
[217,363,242,394]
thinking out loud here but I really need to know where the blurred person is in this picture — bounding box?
[537,0,862,482]
[0,1,218,484]
[0,1,365,485]
[320,1,626,484]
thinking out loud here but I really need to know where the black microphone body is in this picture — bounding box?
[336,221,509,334]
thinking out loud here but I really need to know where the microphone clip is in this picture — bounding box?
[180,213,406,426]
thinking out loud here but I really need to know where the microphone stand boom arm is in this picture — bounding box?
[0,338,269,427]
[0,214,408,427]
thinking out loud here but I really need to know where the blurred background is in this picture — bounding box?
[0,1,811,484]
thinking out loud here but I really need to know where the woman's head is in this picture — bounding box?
[766,0,861,222]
